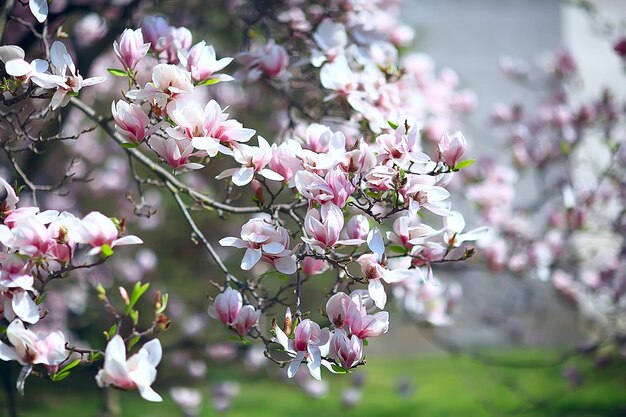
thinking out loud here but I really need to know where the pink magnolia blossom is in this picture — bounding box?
[0,178,19,212]
[1,290,40,324]
[126,64,194,113]
[438,131,467,167]
[0,320,66,393]
[326,292,352,328]
[96,335,163,402]
[0,45,65,90]
[216,136,283,186]
[141,16,170,52]
[302,256,328,277]
[111,101,151,143]
[346,215,370,241]
[387,213,439,249]
[442,211,488,248]
[345,300,389,339]
[329,329,363,370]
[77,212,142,255]
[219,218,296,274]
[209,287,242,325]
[357,228,412,309]
[232,305,261,337]
[302,203,360,252]
[179,41,233,83]
[114,28,150,71]
[48,41,106,109]
[269,140,303,185]
[237,41,289,81]
[273,318,330,380]
[311,19,348,67]
[149,136,204,172]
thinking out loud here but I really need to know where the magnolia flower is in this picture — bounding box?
[114,28,150,71]
[168,100,228,157]
[0,45,65,89]
[149,137,204,172]
[302,204,359,252]
[302,256,328,276]
[219,218,296,274]
[358,228,412,309]
[329,329,363,370]
[387,213,439,249]
[209,288,261,337]
[216,136,283,186]
[127,64,194,113]
[141,16,171,52]
[78,212,142,255]
[269,140,303,185]
[1,289,39,324]
[179,41,233,83]
[311,19,348,67]
[345,301,389,339]
[111,101,151,143]
[209,287,242,326]
[0,320,66,393]
[48,41,106,109]
[438,131,467,167]
[346,215,370,241]
[0,177,19,212]
[237,41,289,81]
[443,211,488,248]
[96,335,163,402]
[403,175,452,217]
[273,318,330,380]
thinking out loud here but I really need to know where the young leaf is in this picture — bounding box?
[196,78,220,86]
[107,68,128,77]
[101,244,114,258]
[454,159,475,170]
[120,142,140,149]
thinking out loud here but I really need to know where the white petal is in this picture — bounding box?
[274,256,297,275]
[12,292,39,324]
[287,351,306,378]
[241,248,262,270]
[367,228,385,258]
[258,169,284,182]
[368,279,387,309]
[29,0,48,23]
[138,384,163,402]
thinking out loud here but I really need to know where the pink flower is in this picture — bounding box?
[302,203,347,252]
[326,292,351,328]
[0,320,66,393]
[209,287,242,325]
[302,256,328,277]
[114,28,150,71]
[387,213,438,249]
[96,335,163,402]
[48,42,105,110]
[329,329,363,370]
[346,215,370,241]
[216,136,283,186]
[0,177,19,212]
[78,212,143,255]
[438,131,467,167]
[141,16,170,52]
[269,140,303,185]
[126,64,194,114]
[149,137,203,172]
[345,302,389,339]
[237,40,289,81]
[232,305,261,337]
[357,228,412,309]
[219,218,296,274]
[273,318,330,380]
[179,41,233,83]
[111,101,150,143]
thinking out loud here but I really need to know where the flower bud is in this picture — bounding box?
[119,286,130,305]
[111,101,150,144]
[233,305,261,337]
[114,28,150,71]
[326,292,350,328]
[438,131,466,168]
[330,329,363,370]
[210,287,242,325]
[346,215,369,240]
[302,256,327,277]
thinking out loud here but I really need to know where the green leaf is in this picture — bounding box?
[59,359,81,373]
[0,326,7,334]
[128,336,141,350]
[156,293,168,314]
[88,351,103,362]
[107,324,117,339]
[196,78,220,86]
[107,68,129,77]
[120,142,140,149]
[52,371,71,381]
[101,244,114,258]
[129,309,139,325]
[363,339,369,346]
[125,281,150,315]
[259,270,289,281]
[454,159,475,170]
[387,245,407,254]
[331,364,348,374]
[387,121,399,129]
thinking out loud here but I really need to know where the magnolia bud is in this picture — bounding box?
[282,307,292,336]
[438,131,466,168]
[346,215,369,240]
[119,287,130,305]
[113,28,150,71]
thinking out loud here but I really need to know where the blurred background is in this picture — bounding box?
[1,0,626,416]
